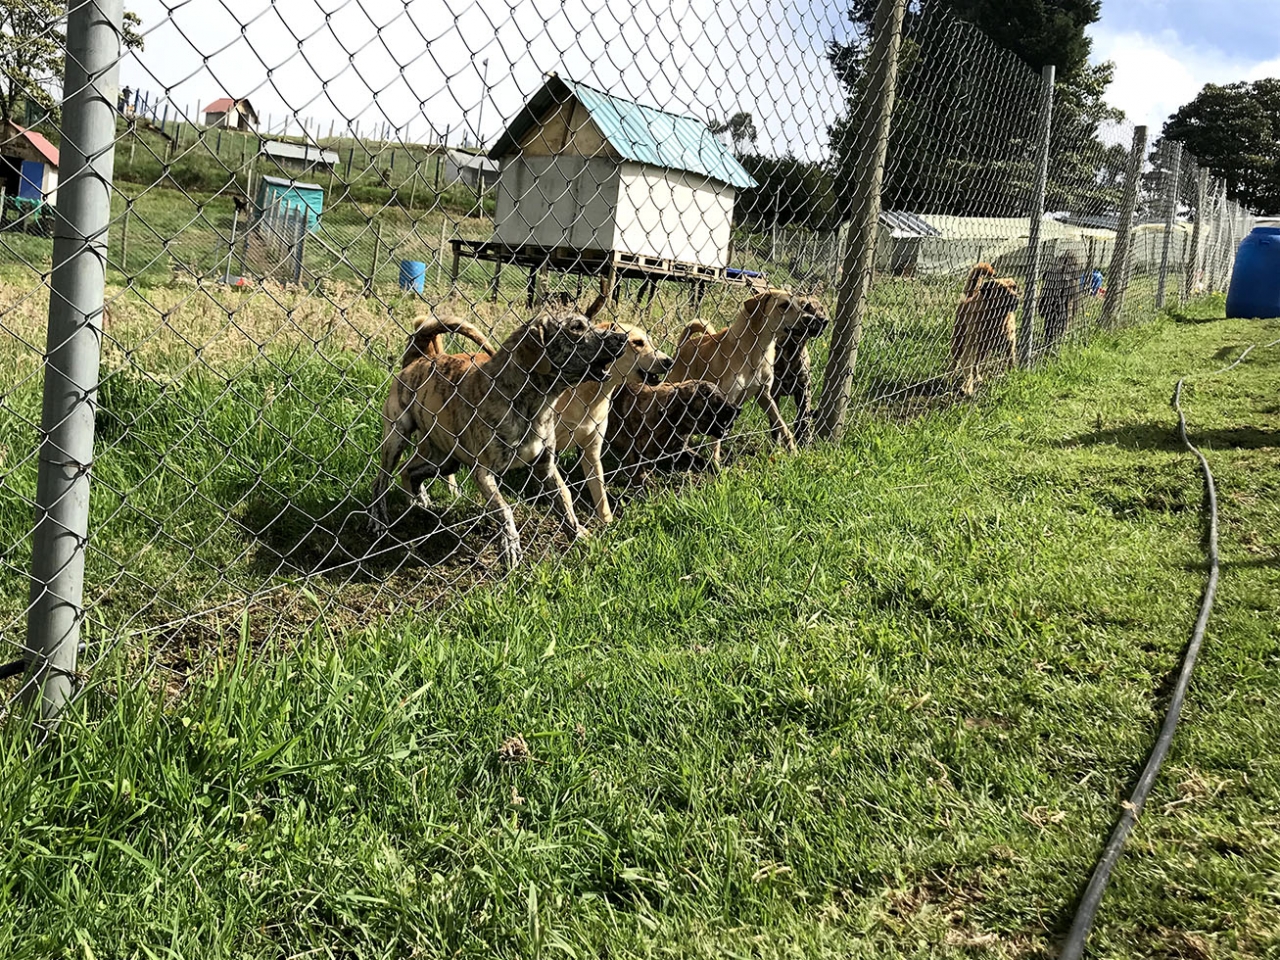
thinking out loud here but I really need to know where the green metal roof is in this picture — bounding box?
[488,74,757,190]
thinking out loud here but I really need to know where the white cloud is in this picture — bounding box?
[1089,23,1280,136]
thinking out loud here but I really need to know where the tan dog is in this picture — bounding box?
[951,263,1020,396]
[606,380,741,483]
[554,312,674,523]
[370,308,628,568]
[668,289,827,462]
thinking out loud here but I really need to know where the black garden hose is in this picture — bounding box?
[1060,351,1248,959]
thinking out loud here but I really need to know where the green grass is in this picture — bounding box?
[1,300,1276,957]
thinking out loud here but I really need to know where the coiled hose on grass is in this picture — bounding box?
[1059,338,1278,958]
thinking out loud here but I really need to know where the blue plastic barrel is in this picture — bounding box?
[398,259,426,294]
[1226,227,1280,319]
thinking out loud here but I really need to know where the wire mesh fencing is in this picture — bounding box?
[0,0,1255,722]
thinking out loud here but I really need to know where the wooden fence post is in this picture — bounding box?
[1019,64,1055,366]
[1100,125,1147,327]
[1155,141,1182,310]
[813,0,907,442]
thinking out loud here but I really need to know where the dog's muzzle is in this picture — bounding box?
[639,354,675,386]
[585,330,629,381]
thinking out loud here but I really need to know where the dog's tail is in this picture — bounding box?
[401,315,497,367]
[963,262,996,298]
[677,319,717,347]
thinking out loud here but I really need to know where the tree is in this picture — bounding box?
[1161,80,1280,215]
[827,0,1122,217]
[736,153,838,230]
[709,110,758,156]
[0,1,144,124]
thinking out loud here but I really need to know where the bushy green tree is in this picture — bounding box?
[0,0,144,124]
[1161,80,1280,215]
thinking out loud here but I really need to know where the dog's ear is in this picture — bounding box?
[584,294,608,321]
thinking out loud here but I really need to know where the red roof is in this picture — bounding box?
[205,97,235,113]
[5,121,59,168]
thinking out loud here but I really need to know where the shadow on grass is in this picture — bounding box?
[1060,423,1278,452]
[1168,308,1226,325]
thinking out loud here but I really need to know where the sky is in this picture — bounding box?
[1087,0,1280,134]
[114,0,1280,163]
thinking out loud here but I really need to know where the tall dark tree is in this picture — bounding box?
[1161,80,1280,215]
[828,0,1122,217]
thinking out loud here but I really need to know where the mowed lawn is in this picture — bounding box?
[0,302,1276,959]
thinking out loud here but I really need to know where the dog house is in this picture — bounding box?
[484,73,756,274]
[0,121,58,206]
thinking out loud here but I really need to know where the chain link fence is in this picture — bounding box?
[0,0,1254,722]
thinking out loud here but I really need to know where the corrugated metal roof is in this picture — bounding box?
[261,175,323,191]
[489,74,756,189]
[446,148,500,173]
[263,139,339,165]
[878,211,941,238]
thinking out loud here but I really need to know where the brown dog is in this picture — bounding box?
[951,263,1020,396]
[371,308,628,568]
[606,380,741,483]
[554,314,673,523]
[668,289,827,462]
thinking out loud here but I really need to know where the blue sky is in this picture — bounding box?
[1090,0,1280,134]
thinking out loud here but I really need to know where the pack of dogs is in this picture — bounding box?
[371,259,1079,566]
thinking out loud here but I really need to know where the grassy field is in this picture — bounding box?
[0,299,1275,957]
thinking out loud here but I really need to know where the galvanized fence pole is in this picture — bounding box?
[1184,167,1209,302]
[1100,125,1147,327]
[1019,64,1055,366]
[1155,141,1182,309]
[23,0,124,723]
[813,0,907,442]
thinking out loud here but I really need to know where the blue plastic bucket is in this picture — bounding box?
[398,259,426,293]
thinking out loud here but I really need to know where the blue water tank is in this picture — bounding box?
[1226,227,1280,319]
[398,260,426,293]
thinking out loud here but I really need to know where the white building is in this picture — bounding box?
[486,74,756,272]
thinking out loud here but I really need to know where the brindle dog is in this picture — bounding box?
[770,295,829,446]
[606,380,741,483]
[371,308,628,568]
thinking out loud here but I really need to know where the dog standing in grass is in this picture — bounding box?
[606,380,741,483]
[770,295,829,446]
[370,307,628,568]
[950,263,1020,397]
[669,289,828,463]
[1039,250,1083,353]
[553,297,675,523]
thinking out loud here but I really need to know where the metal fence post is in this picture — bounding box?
[1020,64,1055,366]
[23,0,123,723]
[1155,141,1182,309]
[1100,125,1147,327]
[1184,166,1209,301]
[813,0,907,442]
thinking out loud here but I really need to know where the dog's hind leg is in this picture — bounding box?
[473,466,523,569]
[533,447,588,542]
